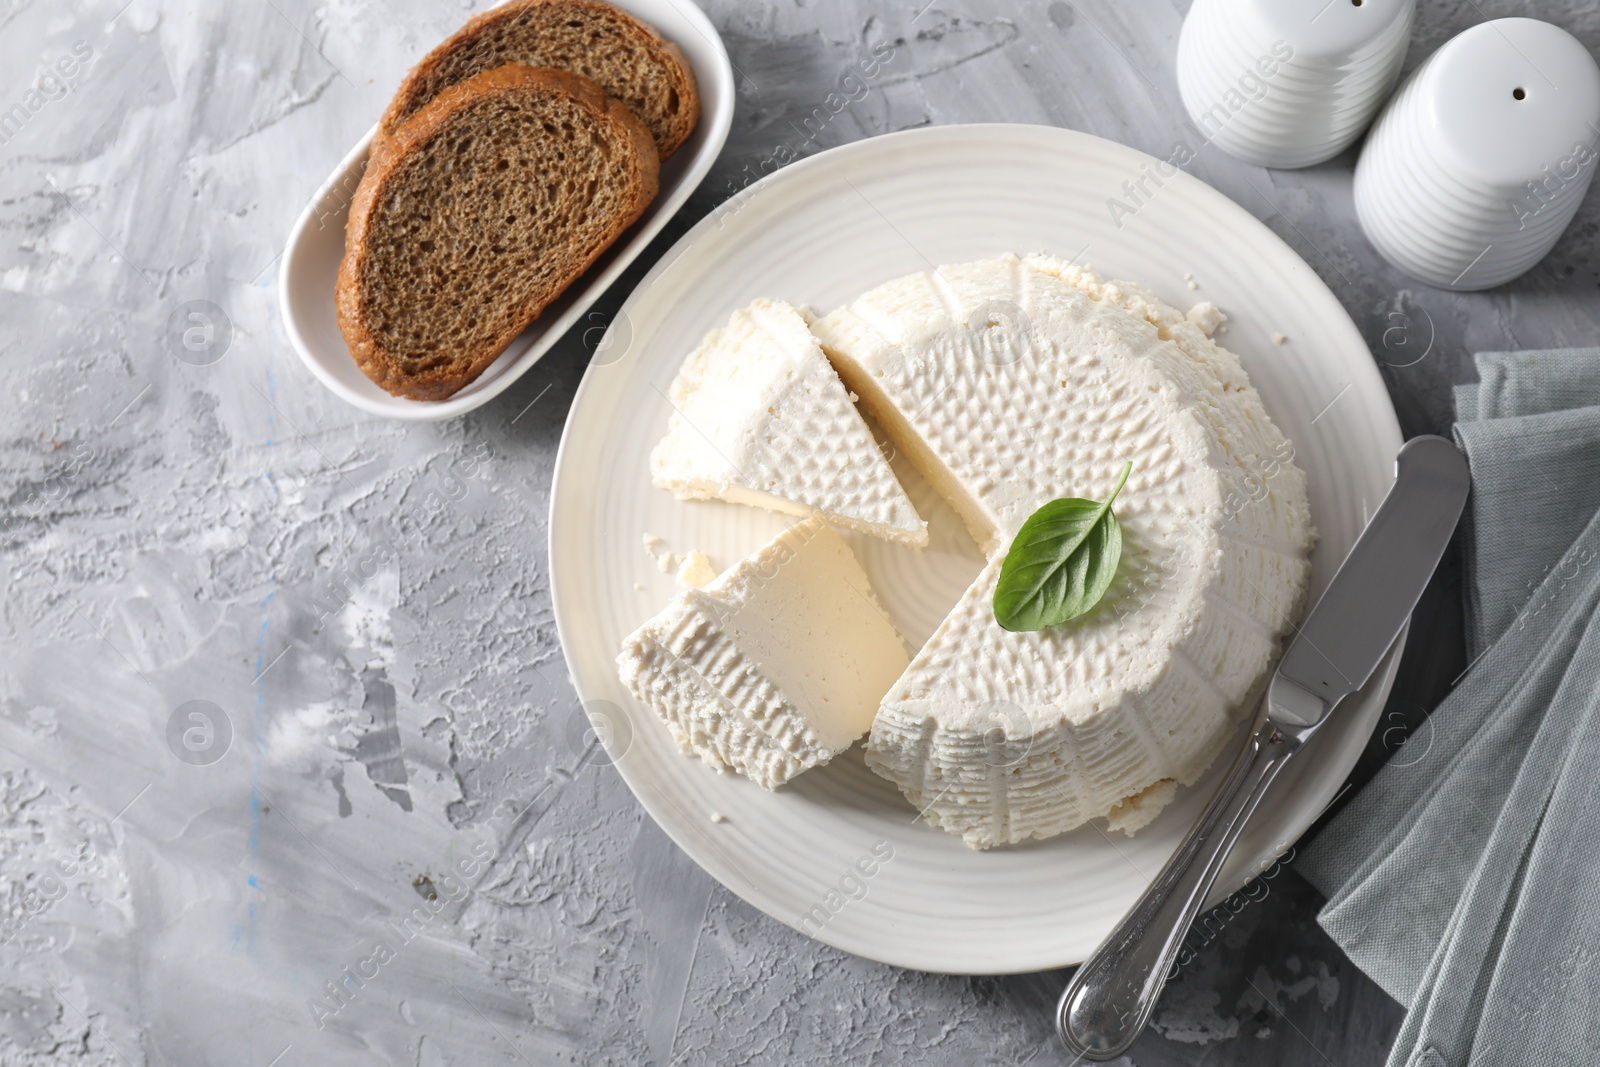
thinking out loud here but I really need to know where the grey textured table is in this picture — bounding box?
[2,1,1597,1064]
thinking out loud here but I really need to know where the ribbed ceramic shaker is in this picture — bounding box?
[1176,0,1415,169]
[1354,18,1600,291]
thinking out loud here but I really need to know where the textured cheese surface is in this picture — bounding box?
[651,299,928,546]
[812,254,1313,848]
[616,517,911,790]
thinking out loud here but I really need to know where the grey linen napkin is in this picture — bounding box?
[1452,349,1600,658]
[1298,349,1600,1067]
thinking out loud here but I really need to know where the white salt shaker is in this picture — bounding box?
[1354,18,1600,291]
[1176,0,1415,169]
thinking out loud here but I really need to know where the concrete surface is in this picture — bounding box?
[2,0,1597,1063]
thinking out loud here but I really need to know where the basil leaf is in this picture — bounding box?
[992,462,1131,632]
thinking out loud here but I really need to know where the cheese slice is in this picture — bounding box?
[651,299,928,546]
[811,254,1313,848]
[616,516,911,789]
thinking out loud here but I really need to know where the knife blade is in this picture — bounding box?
[1266,434,1473,727]
[1057,434,1471,1060]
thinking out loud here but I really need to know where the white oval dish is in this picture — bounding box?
[277,0,734,421]
[549,124,1404,974]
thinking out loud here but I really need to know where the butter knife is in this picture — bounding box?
[1056,434,1471,1059]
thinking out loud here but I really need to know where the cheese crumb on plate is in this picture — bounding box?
[676,550,717,589]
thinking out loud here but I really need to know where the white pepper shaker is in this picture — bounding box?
[1176,0,1415,169]
[1354,18,1600,291]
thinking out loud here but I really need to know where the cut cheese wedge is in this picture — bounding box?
[617,516,911,789]
[811,254,1314,848]
[651,299,928,546]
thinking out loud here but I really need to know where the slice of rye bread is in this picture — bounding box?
[376,0,698,161]
[337,64,659,401]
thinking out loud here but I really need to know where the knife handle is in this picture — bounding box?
[1056,718,1307,1060]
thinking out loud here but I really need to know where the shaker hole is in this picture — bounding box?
[1513,87,1527,100]
[1351,0,1362,6]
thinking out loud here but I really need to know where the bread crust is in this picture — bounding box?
[376,0,699,160]
[337,64,659,401]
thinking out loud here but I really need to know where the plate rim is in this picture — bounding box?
[548,121,1404,973]
[275,0,736,422]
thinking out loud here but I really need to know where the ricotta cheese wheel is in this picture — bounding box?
[617,517,911,790]
[651,299,928,546]
[811,254,1314,848]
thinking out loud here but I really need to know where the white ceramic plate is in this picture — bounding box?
[549,124,1403,974]
[277,0,734,421]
